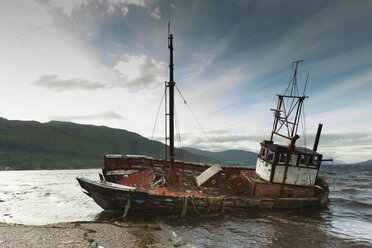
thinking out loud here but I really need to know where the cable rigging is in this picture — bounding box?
[175,85,221,158]
[147,87,166,157]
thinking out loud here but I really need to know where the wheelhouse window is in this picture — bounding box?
[299,154,310,165]
[260,148,266,158]
[278,153,287,164]
[313,155,319,166]
[267,151,274,162]
[289,154,298,166]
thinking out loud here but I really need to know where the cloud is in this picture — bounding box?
[121,6,129,16]
[48,0,153,16]
[33,75,108,91]
[153,129,372,163]
[50,111,124,121]
[317,132,372,148]
[180,40,229,81]
[306,104,372,133]
[311,69,372,104]
[154,130,266,153]
[114,53,167,89]
[3,0,372,164]
[149,6,161,20]
[314,132,372,163]
[32,52,167,91]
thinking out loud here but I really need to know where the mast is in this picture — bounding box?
[270,60,307,151]
[167,22,178,185]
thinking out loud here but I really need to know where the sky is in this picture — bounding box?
[0,0,371,163]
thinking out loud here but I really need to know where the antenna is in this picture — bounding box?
[168,21,170,46]
[285,60,303,97]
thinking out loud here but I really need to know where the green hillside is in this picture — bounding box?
[183,147,258,167]
[0,118,217,170]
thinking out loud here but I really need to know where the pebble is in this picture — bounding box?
[152,225,162,231]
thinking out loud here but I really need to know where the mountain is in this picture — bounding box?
[322,158,347,165]
[355,159,372,165]
[0,117,217,170]
[182,147,258,167]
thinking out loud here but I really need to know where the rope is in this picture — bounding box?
[122,199,131,218]
[148,88,166,156]
[188,195,221,215]
[190,196,201,215]
[175,85,220,157]
[181,196,187,217]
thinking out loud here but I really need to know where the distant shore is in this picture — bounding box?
[0,222,181,248]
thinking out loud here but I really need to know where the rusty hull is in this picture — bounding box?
[74,155,330,216]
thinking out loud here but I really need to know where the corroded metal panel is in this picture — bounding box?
[255,158,272,181]
[117,168,155,190]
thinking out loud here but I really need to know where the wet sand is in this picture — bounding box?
[0,222,181,248]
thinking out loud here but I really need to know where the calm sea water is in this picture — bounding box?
[0,165,371,247]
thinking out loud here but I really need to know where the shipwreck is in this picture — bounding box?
[77,27,329,217]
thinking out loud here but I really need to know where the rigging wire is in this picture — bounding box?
[175,85,220,156]
[284,62,295,95]
[147,87,166,157]
[301,101,307,150]
[174,102,184,161]
[164,83,168,160]
[303,73,309,96]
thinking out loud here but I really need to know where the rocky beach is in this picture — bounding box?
[0,222,180,248]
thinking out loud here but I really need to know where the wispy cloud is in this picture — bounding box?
[180,40,230,81]
[307,104,372,133]
[33,52,167,91]
[33,75,108,91]
[311,69,372,104]
[149,6,161,20]
[50,111,124,121]
[49,0,153,17]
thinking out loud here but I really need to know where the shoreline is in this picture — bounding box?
[0,221,181,248]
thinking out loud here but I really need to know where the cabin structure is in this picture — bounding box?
[255,60,324,189]
[256,140,322,187]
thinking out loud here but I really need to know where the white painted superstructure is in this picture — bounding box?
[256,157,318,186]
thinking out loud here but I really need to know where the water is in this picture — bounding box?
[0,169,102,225]
[0,165,371,247]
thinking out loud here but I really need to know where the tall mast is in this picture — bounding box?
[167,22,178,185]
[270,60,307,151]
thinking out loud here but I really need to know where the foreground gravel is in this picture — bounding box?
[0,222,180,248]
